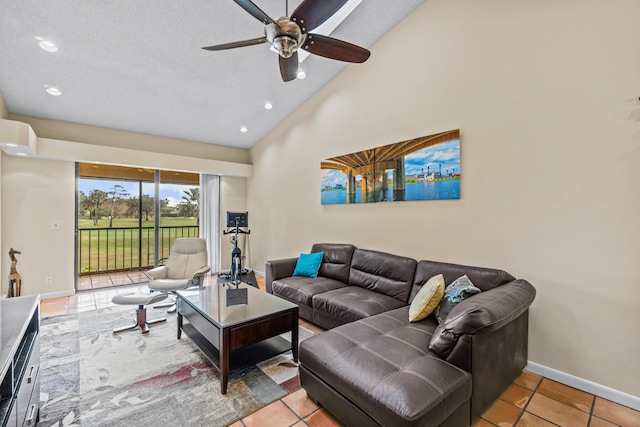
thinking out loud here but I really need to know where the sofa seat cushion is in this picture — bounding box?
[300,307,472,427]
[312,287,408,323]
[272,276,347,307]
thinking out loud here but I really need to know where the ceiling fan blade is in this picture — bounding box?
[279,52,299,82]
[202,37,267,51]
[233,0,277,25]
[302,34,370,63]
[291,0,348,33]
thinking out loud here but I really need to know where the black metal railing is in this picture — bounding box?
[78,225,199,275]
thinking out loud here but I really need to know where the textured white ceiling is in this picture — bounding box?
[0,0,423,149]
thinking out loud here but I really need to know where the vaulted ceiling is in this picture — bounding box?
[0,0,424,149]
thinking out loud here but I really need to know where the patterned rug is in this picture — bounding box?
[39,305,311,427]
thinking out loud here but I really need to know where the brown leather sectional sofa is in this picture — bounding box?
[265,243,536,427]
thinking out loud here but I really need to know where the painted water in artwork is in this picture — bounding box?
[321,130,460,205]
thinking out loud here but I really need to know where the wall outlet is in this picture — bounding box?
[46,277,53,285]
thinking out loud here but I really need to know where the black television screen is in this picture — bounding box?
[226,211,248,228]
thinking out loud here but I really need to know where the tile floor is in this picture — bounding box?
[77,269,151,291]
[40,277,640,427]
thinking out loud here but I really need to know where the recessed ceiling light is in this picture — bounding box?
[297,70,307,80]
[264,101,274,110]
[5,143,17,147]
[38,40,58,53]
[239,126,248,133]
[46,87,62,96]
[16,153,27,156]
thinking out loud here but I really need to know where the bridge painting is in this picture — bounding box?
[321,129,460,204]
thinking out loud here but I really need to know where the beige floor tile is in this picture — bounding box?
[593,397,640,427]
[40,299,68,317]
[536,378,594,413]
[515,371,542,391]
[77,278,92,291]
[526,394,589,427]
[282,388,319,418]
[92,280,114,289]
[482,399,522,426]
[500,383,533,409]
[76,296,96,308]
[304,408,346,427]
[517,412,557,427]
[241,400,299,427]
[589,416,620,427]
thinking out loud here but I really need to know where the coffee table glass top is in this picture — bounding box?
[176,282,297,327]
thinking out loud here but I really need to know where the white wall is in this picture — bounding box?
[0,114,251,298]
[10,115,250,165]
[1,155,75,296]
[248,0,640,397]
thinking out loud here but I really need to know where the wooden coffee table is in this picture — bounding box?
[176,283,299,394]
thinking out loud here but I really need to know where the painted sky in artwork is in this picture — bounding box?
[321,139,460,188]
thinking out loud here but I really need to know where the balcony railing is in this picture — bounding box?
[78,225,199,275]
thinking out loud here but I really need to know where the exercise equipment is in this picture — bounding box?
[219,211,258,288]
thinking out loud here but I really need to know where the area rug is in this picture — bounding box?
[38,305,312,427]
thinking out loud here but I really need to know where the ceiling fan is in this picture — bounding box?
[202,0,371,82]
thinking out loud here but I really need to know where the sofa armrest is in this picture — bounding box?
[429,279,536,358]
[265,258,298,293]
[147,266,168,280]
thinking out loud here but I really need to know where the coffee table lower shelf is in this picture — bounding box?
[180,323,293,374]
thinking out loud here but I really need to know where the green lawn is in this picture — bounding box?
[78,217,198,273]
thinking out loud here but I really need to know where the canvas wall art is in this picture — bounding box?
[321,129,460,204]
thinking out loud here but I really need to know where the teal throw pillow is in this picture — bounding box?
[293,252,324,278]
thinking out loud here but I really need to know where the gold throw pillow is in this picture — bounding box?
[409,274,445,322]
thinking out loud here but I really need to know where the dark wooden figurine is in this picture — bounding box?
[7,248,22,298]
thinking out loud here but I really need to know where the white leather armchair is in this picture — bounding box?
[148,238,210,312]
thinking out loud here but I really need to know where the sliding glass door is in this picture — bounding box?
[76,164,200,291]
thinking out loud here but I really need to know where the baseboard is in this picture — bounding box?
[526,361,640,411]
[39,289,75,300]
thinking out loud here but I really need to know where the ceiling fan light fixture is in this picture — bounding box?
[273,35,298,58]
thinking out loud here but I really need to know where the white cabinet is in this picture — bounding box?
[0,296,40,427]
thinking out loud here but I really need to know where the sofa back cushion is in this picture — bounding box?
[311,243,356,284]
[410,260,515,302]
[348,248,417,302]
